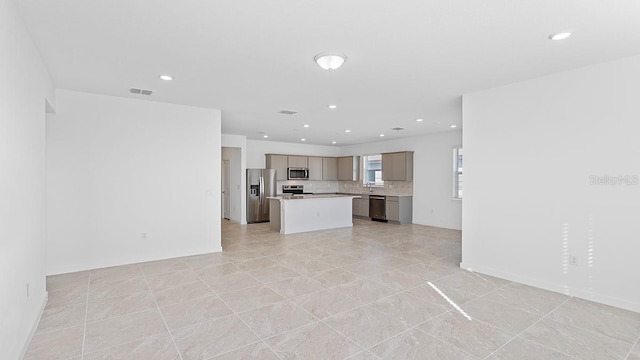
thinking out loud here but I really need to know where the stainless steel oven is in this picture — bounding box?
[369,195,386,221]
[287,167,309,180]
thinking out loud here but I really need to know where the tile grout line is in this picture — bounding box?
[191,264,286,360]
[623,334,640,360]
[224,243,378,359]
[480,296,575,360]
[139,265,184,360]
[80,276,90,360]
[53,221,465,359]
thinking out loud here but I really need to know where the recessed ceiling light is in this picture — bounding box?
[314,53,347,71]
[263,135,269,138]
[301,138,306,142]
[159,74,173,81]
[345,129,351,133]
[416,118,424,122]
[548,32,571,41]
[332,141,337,144]
[379,134,385,137]
[450,125,457,128]
[303,124,310,128]
[328,104,337,109]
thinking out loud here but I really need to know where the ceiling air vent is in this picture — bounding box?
[278,110,297,115]
[391,127,405,131]
[129,88,153,96]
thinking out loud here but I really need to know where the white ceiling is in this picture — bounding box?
[15,0,640,145]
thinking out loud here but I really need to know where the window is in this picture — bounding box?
[454,147,463,198]
[363,154,384,186]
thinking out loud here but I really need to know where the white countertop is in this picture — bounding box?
[336,192,413,197]
[268,194,361,201]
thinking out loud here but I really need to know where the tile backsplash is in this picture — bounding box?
[276,180,339,194]
[339,180,413,196]
[275,180,413,196]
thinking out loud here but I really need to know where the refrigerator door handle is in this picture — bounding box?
[259,176,264,205]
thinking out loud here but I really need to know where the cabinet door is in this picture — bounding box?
[392,152,406,181]
[386,197,400,221]
[360,198,369,217]
[288,156,308,168]
[338,156,358,181]
[382,152,413,181]
[381,153,394,181]
[352,198,369,217]
[308,157,323,180]
[352,198,359,216]
[322,157,338,180]
[266,155,288,181]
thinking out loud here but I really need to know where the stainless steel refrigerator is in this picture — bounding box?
[246,169,277,223]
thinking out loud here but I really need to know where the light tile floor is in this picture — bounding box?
[26,219,640,359]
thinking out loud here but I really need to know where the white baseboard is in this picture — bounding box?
[460,262,640,313]
[48,247,223,275]
[20,292,48,360]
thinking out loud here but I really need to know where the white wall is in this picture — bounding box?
[462,55,640,312]
[0,0,54,358]
[340,131,463,230]
[47,90,222,275]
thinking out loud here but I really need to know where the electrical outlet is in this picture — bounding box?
[570,255,579,266]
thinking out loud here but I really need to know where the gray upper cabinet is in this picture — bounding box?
[338,156,360,181]
[322,157,338,180]
[287,156,308,168]
[266,154,288,181]
[308,156,323,180]
[381,151,414,181]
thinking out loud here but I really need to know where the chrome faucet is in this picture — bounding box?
[366,182,374,193]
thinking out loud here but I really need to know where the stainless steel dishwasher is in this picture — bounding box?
[369,195,387,221]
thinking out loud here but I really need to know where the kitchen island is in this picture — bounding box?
[268,194,360,234]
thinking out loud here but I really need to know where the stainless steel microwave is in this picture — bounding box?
[287,167,309,180]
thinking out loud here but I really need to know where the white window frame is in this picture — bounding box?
[362,154,384,187]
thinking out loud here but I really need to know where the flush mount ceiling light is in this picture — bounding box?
[303,124,310,128]
[328,104,337,109]
[379,134,385,137]
[450,125,457,128]
[301,138,306,142]
[263,135,269,138]
[332,141,337,144]
[159,74,173,81]
[314,53,347,71]
[416,118,424,122]
[344,129,351,133]
[548,32,571,41]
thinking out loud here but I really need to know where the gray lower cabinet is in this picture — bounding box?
[386,196,412,224]
[352,195,369,217]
